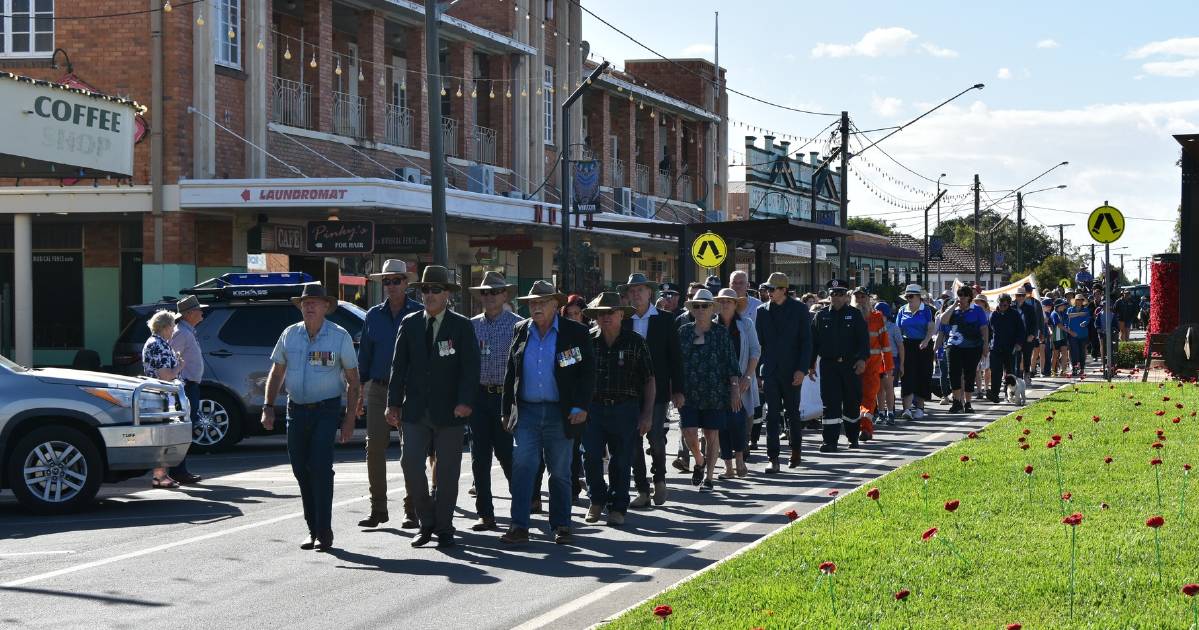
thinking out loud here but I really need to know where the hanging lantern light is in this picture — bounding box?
[335,57,342,75]
[358,67,365,81]
[440,84,446,96]
[163,0,172,12]
[310,51,317,68]
[456,84,462,97]
[283,43,292,60]
[471,85,477,98]
[505,86,512,98]
[489,86,495,99]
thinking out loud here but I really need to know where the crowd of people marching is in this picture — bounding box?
[145,260,1132,551]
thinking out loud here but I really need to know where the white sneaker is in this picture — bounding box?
[912,408,926,419]
[900,408,913,420]
[939,396,952,406]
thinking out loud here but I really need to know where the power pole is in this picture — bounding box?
[1015,191,1024,272]
[1046,223,1072,258]
[1090,243,1095,279]
[426,0,448,267]
[838,110,850,282]
[973,174,980,286]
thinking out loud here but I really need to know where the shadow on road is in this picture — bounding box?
[0,585,170,607]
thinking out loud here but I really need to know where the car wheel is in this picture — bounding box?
[189,390,244,453]
[7,425,103,515]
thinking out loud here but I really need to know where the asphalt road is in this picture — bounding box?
[0,375,1075,630]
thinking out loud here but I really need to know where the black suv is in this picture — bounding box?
[113,273,366,451]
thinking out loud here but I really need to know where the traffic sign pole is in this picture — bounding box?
[1105,243,1112,381]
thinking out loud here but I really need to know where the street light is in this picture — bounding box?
[1016,184,1067,272]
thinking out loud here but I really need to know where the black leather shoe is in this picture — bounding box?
[470,517,500,532]
[401,513,419,529]
[174,473,203,485]
[358,512,389,528]
[411,530,434,547]
[500,526,529,545]
[314,531,334,552]
[436,533,455,549]
[299,534,317,550]
[554,527,574,545]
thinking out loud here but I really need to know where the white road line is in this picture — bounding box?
[515,416,991,630]
[0,551,75,557]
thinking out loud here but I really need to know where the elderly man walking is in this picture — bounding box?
[582,292,655,526]
[261,284,361,552]
[501,281,595,546]
[385,266,479,549]
[168,295,205,484]
[754,272,812,473]
[357,259,422,529]
[467,271,521,532]
[620,273,682,508]
[729,270,763,323]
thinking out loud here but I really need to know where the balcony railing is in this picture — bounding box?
[677,174,694,202]
[657,168,672,198]
[384,104,414,148]
[470,124,498,165]
[332,91,366,138]
[442,117,460,157]
[610,158,626,187]
[634,163,650,193]
[271,77,311,129]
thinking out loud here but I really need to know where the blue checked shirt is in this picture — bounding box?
[472,309,521,386]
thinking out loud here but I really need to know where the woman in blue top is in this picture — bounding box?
[938,285,990,414]
[1065,294,1091,377]
[895,285,937,420]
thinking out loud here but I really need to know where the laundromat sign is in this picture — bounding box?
[0,75,137,176]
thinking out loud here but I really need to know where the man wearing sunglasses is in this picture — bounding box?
[386,265,481,549]
[357,259,422,529]
[753,272,812,473]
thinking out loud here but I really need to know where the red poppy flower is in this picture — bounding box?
[653,605,673,619]
[1020,444,1030,450]
[1046,440,1058,449]
[1022,428,1031,435]
[1051,409,1057,415]
[1062,512,1084,526]
[1123,425,1131,433]
[1052,434,1062,441]
[1177,403,1185,409]
[945,499,960,512]
[1092,415,1101,422]
[1024,465,1034,474]
[1152,442,1164,449]
[1151,458,1164,466]
[1156,410,1166,416]
[960,455,970,462]
[1185,464,1193,472]
[819,561,837,574]
[1183,584,1199,597]
[1016,414,1023,420]
[921,527,938,541]
[1101,502,1110,510]
[1104,456,1113,464]
[1173,417,1182,424]
[1045,415,1054,422]
[895,589,911,601]
[919,473,930,481]
[1135,401,1143,406]
[1067,433,1074,440]
[1006,624,1023,630]
[967,431,978,439]
[1158,429,1166,437]
[1146,515,1165,528]
[1163,396,1171,402]
[1062,492,1072,501]
[867,487,880,500]
[828,489,840,497]
[785,510,799,521]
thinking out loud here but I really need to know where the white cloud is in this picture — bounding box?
[1127,37,1199,59]
[997,67,1013,80]
[811,27,917,58]
[1036,38,1060,49]
[680,43,714,57]
[872,94,904,117]
[921,43,959,58]
[1142,58,1199,78]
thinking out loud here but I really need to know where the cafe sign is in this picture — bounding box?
[0,73,138,177]
[307,220,374,254]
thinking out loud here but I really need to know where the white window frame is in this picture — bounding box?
[214,0,242,70]
[545,0,554,20]
[543,65,554,145]
[0,0,55,59]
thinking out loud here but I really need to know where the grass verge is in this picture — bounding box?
[604,382,1199,629]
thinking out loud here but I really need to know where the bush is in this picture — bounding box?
[1114,341,1143,368]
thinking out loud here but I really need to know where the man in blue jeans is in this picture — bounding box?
[501,281,595,545]
[1065,294,1091,377]
[581,293,655,527]
[262,284,361,552]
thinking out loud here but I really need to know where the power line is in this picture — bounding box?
[850,122,975,188]
[1024,204,1177,223]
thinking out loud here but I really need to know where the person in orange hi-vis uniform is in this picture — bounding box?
[853,287,891,442]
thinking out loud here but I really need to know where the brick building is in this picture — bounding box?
[0,0,726,366]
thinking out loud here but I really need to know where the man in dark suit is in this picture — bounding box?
[620,273,683,508]
[500,281,595,546]
[754,271,812,473]
[386,265,480,549]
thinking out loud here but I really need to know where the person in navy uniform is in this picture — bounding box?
[809,279,869,452]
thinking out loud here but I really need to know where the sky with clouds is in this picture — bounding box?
[581,0,1198,273]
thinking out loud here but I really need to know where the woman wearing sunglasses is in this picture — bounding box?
[676,289,742,491]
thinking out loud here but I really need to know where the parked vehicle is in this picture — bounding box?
[113,273,366,452]
[1120,284,1150,301]
[0,355,190,514]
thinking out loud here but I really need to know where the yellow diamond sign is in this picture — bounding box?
[691,231,727,269]
[1087,205,1125,244]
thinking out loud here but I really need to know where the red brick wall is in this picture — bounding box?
[215,72,248,178]
[143,212,196,265]
[196,220,234,267]
[83,223,121,267]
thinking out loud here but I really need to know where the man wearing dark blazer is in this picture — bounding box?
[386,266,480,549]
[754,271,813,473]
[620,273,683,508]
[500,281,596,546]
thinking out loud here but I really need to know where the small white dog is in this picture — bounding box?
[1004,373,1027,405]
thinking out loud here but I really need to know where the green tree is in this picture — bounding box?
[1167,205,1181,253]
[932,209,1060,274]
[1033,255,1076,291]
[848,216,893,236]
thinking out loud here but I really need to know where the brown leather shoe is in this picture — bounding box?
[470,517,500,532]
[788,452,802,468]
[500,526,529,545]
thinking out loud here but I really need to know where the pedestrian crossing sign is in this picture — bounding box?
[1087,205,1124,244]
[691,231,727,269]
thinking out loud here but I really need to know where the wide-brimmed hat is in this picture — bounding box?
[686,288,717,308]
[173,295,207,319]
[583,292,634,318]
[410,265,460,291]
[765,272,789,290]
[369,259,415,280]
[1014,286,1027,296]
[290,283,337,312]
[714,288,747,307]
[617,272,658,292]
[516,280,567,307]
[469,270,516,293]
[903,283,923,296]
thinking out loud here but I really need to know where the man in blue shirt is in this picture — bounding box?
[1065,294,1091,376]
[357,259,422,529]
[262,284,361,552]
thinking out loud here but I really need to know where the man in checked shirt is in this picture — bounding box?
[466,271,522,531]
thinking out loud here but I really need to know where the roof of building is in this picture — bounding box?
[848,238,922,261]
[889,233,1001,273]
